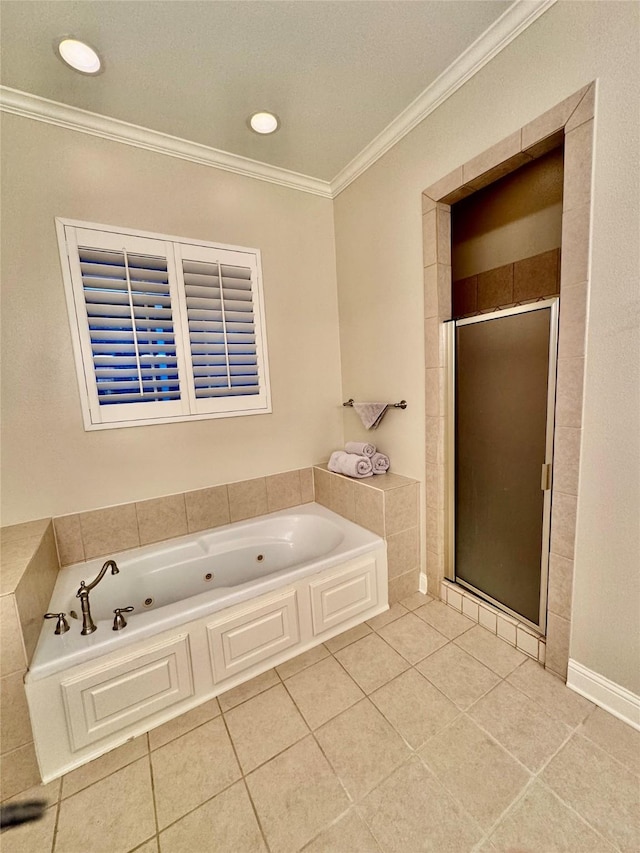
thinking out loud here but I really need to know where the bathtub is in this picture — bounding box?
[30,502,385,681]
[26,502,387,781]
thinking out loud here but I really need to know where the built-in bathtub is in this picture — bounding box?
[26,503,388,780]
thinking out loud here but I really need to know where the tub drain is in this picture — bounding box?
[143,597,153,607]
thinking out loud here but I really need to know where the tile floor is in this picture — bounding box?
[3,594,639,853]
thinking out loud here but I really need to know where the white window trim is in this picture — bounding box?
[56,217,272,430]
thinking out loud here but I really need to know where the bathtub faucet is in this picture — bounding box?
[76,559,120,635]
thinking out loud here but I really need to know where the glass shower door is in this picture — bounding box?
[445,300,558,632]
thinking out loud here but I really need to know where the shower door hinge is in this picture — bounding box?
[541,463,552,491]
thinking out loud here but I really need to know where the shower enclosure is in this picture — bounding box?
[445,299,559,632]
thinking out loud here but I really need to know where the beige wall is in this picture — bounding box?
[452,146,564,280]
[0,117,343,524]
[334,1,639,694]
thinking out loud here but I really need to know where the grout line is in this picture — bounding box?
[240,776,273,853]
[50,791,62,853]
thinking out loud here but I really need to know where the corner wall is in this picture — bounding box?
[0,117,343,524]
[334,1,639,695]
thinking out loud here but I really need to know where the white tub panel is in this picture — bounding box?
[61,634,193,751]
[309,556,377,635]
[208,590,299,682]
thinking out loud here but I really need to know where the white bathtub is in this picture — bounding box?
[27,502,387,781]
[29,502,384,680]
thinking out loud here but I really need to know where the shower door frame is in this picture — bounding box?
[444,298,559,634]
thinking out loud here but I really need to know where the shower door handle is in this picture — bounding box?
[541,463,552,491]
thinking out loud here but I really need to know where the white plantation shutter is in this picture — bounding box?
[175,243,268,415]
[58,221,270,429]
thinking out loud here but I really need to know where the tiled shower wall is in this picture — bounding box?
[452,247,561,318]
[422,82,595,680]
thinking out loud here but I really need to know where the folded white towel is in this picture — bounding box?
[371,452,390,474]
[328,450,373,478]
[345,441,376,457]
[353,402,388,430]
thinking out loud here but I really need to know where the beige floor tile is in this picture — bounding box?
[419,715,530,831]
[246,735,349,853]
[506,658,594,728]
[468,681,572,772]
[416,642,500,710]
[56,758,155,853]
[151,716,241,830]
[334,634,409,694]
[224,684,308,773]
[414,599,475,640]
[218,668,280,712]
[399,592,432,611]
[366,602,408,631]
[314,698,410,801]
[359,756,483,852]
[3,777,60,807]
[541,734,640,852]
[62,735,148,798]
[148,698,220,750]
[302,808,380,853]
[579,706,640,776]
[158,780,266,853]
[285,656,364,729]
[276,644,329,680]
[370,668,459,749]
[0,804,56,853]
[132,839,158,853]
[377,613,448,664]
[454,625,525,677]
[324,622,372,653]
[488,780,616,853]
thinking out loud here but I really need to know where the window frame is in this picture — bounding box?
[56,217,272,430]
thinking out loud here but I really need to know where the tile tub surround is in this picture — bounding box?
[313,465,420,603]
[422,83,596,681]
[0,518,60,799]
[52,467,315,566]
[4,605,638,853]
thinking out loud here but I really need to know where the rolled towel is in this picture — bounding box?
[328,450,373,478]
[345,441,376,458]
[371,452,390,474]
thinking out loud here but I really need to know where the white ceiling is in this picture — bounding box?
[0,0,530,184]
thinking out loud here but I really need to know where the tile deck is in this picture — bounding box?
[3,612,638,853]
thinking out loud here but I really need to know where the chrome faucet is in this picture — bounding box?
[76,559,119,635]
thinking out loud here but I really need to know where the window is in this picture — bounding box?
[56,219,271,429]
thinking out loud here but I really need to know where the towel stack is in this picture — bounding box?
[328,442,390,479]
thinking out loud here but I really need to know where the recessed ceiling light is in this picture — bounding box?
[248,112,280,135]
[56,37,102,75]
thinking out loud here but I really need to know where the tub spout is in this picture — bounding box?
[76,559,120,635]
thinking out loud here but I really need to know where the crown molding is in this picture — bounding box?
[330,0,557,197]
[0,86,333,199]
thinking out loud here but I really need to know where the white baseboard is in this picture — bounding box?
[567,659,640,731]
[419,573,428,595]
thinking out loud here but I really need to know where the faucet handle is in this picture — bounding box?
[44,613,70,635]
[112,606,134,631]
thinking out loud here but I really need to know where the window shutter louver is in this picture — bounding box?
[58,220,271,429]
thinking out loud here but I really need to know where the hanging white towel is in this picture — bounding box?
[328,451,373,478]
[345,441,376,457]
[353,403,388,430]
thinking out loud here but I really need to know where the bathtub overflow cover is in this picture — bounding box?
[256,554,264,562]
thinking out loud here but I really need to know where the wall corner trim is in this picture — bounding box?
[330,0,558,197]
[0,86,333,199]
[567,658,640,732]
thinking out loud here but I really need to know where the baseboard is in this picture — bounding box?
[567,659,640,731]
[419,573,428,595]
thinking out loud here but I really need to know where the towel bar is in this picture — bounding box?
[342,399,407,409]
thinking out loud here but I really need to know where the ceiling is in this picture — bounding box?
[0,1,551,188]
